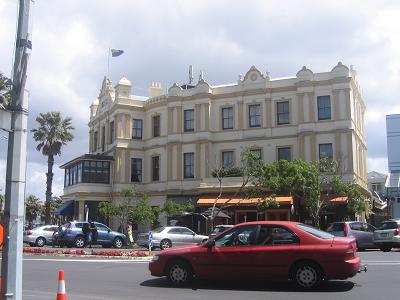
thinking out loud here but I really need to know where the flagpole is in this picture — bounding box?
[107,47,110,78]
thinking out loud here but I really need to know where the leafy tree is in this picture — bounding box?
[31,112,74,224]
[245,153,369,227]
[99,187,156,233]
[162,200,194,217]
[25,195,43,223]
[0,73,12,108]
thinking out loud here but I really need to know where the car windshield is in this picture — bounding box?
[297,224,334,239]
[152,227,165,233]
[378,222,399,230]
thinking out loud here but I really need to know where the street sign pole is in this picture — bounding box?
[148,231,153,255]
[1,1,31,299]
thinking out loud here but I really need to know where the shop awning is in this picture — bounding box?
[54,200,74,216]
[329,196,348,204]
[197,196,293,206]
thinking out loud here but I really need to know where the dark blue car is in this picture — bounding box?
[60,221,126,248]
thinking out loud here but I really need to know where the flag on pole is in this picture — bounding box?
[111,49,124,57]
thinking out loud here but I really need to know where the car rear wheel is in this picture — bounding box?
[380,246,392,252]
[292,262,322,289]
[113,237,124,249]
[35,237,46,247]
[74,236,86,248]
[167,260,193,286]
[160,239,172,250]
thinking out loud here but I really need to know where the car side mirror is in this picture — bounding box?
[193,233,196,236]
[206,240,215,248]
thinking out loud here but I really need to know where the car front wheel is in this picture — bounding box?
[113,237,124,249]
[167,260,193,286]
[160,239,172,250]
[74,236,86,248]
[35,237,46,247]
[292,262,322,289]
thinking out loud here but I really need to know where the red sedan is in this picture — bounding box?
[149,221,364,289]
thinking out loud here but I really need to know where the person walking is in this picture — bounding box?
[127,224,134,244]
[89,221,98,247]
[82,222,91,248]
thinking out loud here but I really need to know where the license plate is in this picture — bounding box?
[381,233,388,238]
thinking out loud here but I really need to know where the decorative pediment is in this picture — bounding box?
[330,62,350,78]
[168,83,183,96]
[195,79,211,94]
[242,65,265,83]
[99,76,113,97]
[296,66,314,81]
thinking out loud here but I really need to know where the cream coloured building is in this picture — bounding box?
[59,63,367,230]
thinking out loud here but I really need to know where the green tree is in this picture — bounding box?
[25,195,43,223]
[162,200,194,217]
[245,154,368,228]
[99,188,156,233]
[0,73,12,108]
[31,112,74,224]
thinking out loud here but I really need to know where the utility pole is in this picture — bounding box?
[1,0,31,299]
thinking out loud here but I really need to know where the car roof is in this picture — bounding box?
[236,221,300,226]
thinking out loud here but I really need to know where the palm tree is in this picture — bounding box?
[0,73,12,108]
[31,112,74,224]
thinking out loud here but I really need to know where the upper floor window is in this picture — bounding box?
[184,152,195,178]
[222,151,235,168]
[101,126,106,152]
[184,109,195,132]
[152,156,160,181]
[319,143,333,161]
[278,147,292,161]
[277,101,290,125]
[317,95,331,120]
[109,121,115,144]
[131,158,142,182]
[249,104,261,128]
[153,115,160,137]
[132,119,143,139]
[222,107,234,130]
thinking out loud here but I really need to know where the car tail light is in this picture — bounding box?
[344,223,348,237]
[394,228,400,236]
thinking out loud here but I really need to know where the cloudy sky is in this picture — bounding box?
[1,0,399,200]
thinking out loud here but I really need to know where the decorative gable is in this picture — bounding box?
[296,66,314,81]
[331,62,350,78]
[242,65,265,84]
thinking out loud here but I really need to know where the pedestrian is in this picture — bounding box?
[127,224,134,244]
[52,224,64,247]
[89,221,98,247]
[82,222,91,248]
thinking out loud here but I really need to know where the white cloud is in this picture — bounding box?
[367,157,388,174]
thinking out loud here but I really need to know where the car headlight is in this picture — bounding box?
[151,255,160,261]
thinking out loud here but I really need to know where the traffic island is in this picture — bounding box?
[22,247,152,259]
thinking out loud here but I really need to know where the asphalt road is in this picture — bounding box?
[7,250,400,299]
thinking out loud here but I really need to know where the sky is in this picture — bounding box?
[1,0,399,201]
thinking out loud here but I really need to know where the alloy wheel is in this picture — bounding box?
[75,237,85,248]
[160,239,171,250]
[168,262,192,286]
[36,237,45,247]
[114,238,123,248]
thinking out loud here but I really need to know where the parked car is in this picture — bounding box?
[326,221,376,250]
[137,226,209,250]
[373,219,400,252]
[23,225,59,247]
[149,221,364,289]
[60,221,126,248]
[209,225,234,239]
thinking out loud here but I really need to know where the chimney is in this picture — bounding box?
[148,82,163,98]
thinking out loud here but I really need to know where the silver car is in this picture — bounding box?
[373,219,400,252]
[23,225,59,247]
[326,221,377,250]
[136,226,209,250]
